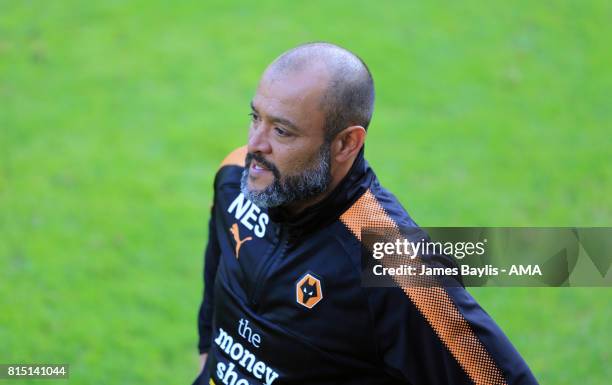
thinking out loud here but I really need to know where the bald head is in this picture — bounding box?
[265,42,375,141]
[245,43,373,211]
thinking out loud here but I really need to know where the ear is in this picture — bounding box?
[332,126,366,163]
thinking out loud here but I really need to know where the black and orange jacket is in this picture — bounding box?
[195,146,538,385]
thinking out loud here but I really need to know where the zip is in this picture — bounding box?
[248,225,289,309]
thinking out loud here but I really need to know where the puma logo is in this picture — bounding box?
[230,223,252,259]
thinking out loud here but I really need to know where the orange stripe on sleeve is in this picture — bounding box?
[219,145,248,169]
[340,190,507,385]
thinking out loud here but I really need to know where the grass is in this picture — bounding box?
[1,1,610,384]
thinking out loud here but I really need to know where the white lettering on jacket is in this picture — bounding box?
[227,193,268,238]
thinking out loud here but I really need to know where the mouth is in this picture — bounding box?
[250,159,272,176]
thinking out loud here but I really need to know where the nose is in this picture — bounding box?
[247,123,272,155]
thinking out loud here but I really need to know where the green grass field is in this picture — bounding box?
[1,1,610,384]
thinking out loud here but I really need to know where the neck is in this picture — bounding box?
[283,155,356,216]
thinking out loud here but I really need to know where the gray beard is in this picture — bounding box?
[240,143,332,209]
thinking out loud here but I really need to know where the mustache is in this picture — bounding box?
[245,152,281,179]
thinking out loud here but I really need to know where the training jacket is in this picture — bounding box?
[195,146,538,385]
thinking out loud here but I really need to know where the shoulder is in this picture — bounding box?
[214,145,248,189]
[332,181,419,279]
[219,145,248,169]
[339,181,418,243]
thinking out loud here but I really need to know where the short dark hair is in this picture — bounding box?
[271,42,375,142]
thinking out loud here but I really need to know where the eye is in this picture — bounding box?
[248,112,259,122]
[274,127,290,137]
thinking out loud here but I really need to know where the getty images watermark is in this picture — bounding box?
[361,227,611,287]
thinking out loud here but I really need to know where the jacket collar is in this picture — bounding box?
[268,148,373,238]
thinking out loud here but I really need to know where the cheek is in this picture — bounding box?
[275,149,313,177]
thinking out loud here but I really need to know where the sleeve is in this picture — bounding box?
[197,146,247,353]
[197,200,221,354]
[366,284,539,385]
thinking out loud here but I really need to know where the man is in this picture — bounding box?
[194,42,537,385]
